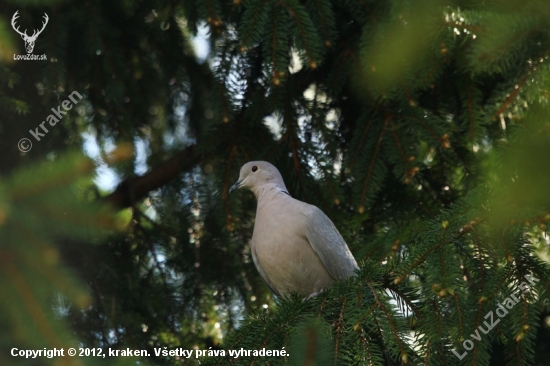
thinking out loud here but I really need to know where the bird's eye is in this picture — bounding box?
[251,165,258,172]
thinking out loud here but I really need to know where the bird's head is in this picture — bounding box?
[229,161,287,195]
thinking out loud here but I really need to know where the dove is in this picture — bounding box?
[229,161,358,297]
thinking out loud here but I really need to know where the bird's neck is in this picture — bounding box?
[253,183,289,202]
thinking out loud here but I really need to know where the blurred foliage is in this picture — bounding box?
[1,0,550,365]
[0,153,126,366]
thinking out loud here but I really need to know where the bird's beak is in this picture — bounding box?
[229,179,243,194]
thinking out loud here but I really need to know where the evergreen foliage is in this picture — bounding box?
[1,0,550,365]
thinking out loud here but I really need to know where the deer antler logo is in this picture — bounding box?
[11,11,49,54]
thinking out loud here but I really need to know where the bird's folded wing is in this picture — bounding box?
[251,246,281,296]
[304,206,358,280]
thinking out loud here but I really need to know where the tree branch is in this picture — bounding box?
[104,145,199,209]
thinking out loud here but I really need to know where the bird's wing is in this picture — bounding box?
[304,205,359,280]
[251,245,281,296]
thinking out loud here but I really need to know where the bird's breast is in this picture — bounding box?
[251,206,333,296]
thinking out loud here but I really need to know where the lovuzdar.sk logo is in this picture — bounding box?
[11,10,48,61]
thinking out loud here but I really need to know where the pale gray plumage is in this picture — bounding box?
[230,161,358,297]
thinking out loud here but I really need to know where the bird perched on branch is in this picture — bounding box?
[229,161,358,298]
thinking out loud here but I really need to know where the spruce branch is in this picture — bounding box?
[493,50,549,119]
[1,258,66,352]
[358,118,387,211]
[104,145,199,209]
